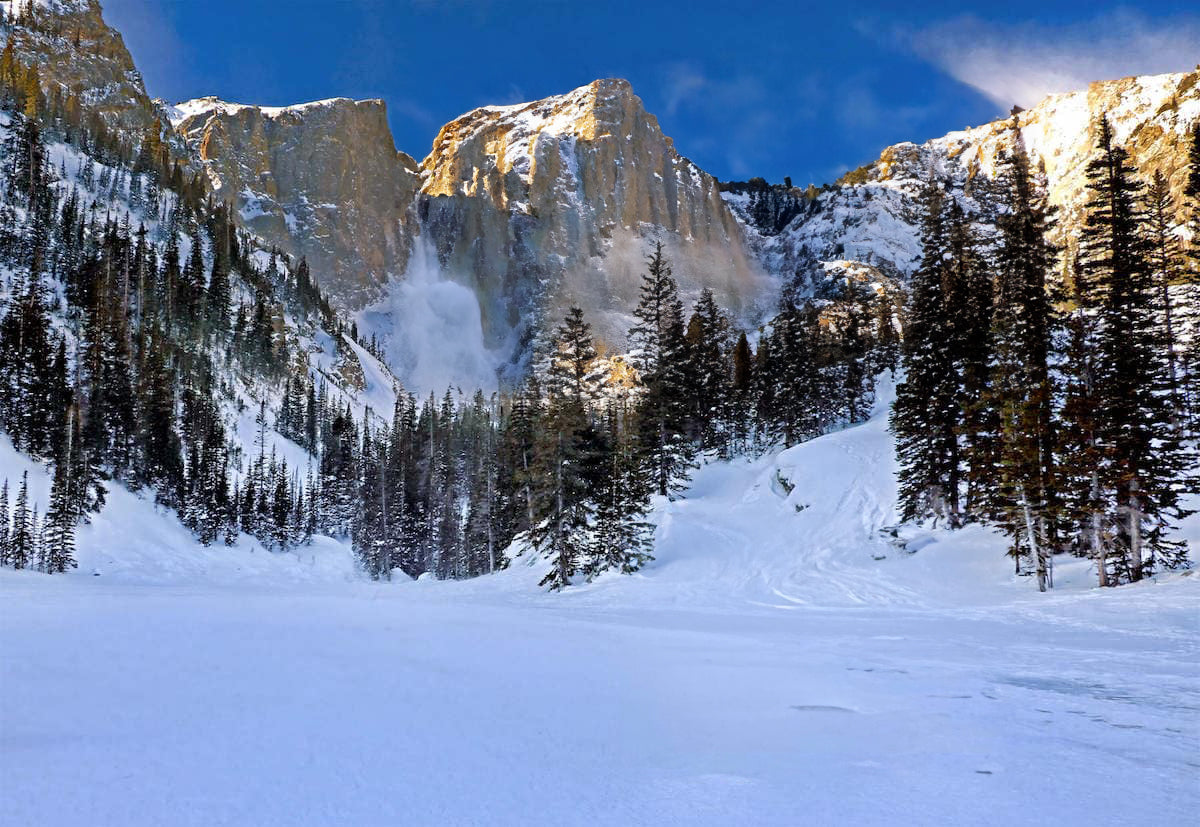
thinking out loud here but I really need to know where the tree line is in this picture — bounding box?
[0,60,345,575]
[344,241,890,588]
[892,116,1200,590]
[0,55,891,588]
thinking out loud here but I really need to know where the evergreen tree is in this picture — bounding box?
[1143,169,1184,417]
[728,331,754,454]
[944,197,994,518]
[589,400,654,577]
[206,240,231,337]
[0,479,9,567]
[1078,117,1194,583]
[628,243,695,497]
[982,141,1060,589]
[684,288,732,453]
[529,308,601,589]
[43,412,78,573]
[891,180,963,526]
[9,470,32,570]
[1058,267,1107,569]
[136,328,183,503]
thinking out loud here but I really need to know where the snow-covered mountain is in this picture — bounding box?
[176,79,772,364]
[13,0,1196,389]
[170,96,422,307]
[417,78,770,354]
[728,69,1200,282]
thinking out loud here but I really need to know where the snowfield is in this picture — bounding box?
[2,385,1197,826]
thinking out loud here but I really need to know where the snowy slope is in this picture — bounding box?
[0,435,357,586]
[729,69,1200,284]
[3,380,1198,826]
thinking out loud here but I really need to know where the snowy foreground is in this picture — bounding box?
[3,393,1198,826]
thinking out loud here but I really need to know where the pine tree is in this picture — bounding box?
[503,376,543,540]
[684,288,732,453]
[1183,123,1200,429]
[891,179,962,526]
[43,412,78,573]
[136,328,183,503]
[728,331,754,454]
[762,301,821,445]
[0,479,9,567]
[1058,265,1107,565]
[982,141,1060,589]
[271,458,292,551]
[944,197,994,519]
[589,401,654,577]
[1144,169,1185,417]
[628,243,695,497]
[1078,117,1194,583]
[9,470,32,570]
[530,308,601,589]
[206,241,231,337]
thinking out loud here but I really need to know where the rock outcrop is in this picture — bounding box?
[170,97,421,306]
[1,0,158,135]
[417,78,769,353]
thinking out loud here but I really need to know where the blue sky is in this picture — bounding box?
[103,0,1199,186]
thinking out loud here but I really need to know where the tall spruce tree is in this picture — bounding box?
[628,243,695,497]
[1182,123,1200,429]
[589,400,654,578]
[43,413,78,573]
[1144,169,1185,417]
[982,141,1060,589]
[0,478,9,567]
[529,307,600,589]
[9,470,32,570]
[684,288,732,453]
[728,331,754,454]
[1078,116,1194,584]
[891,179,963,526]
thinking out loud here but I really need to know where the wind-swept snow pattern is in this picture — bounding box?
[2,383,1197,826]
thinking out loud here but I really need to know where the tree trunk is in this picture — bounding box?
[1092,470,1108,588]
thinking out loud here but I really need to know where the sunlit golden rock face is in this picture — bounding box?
[418,79,770,355]
[165,79,769,362]
[172,97,422,306]
[872,71,1199,259]
[4,0,157,134]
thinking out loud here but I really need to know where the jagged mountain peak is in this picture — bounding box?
[421,77,668,196]
[167,95,390,127]
[417,76,768,362]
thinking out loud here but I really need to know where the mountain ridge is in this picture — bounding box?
[5,0,1197,386]
[727,68,1200,284]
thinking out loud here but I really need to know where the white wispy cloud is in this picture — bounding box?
[661,63,709,117]
[900,10,1200,108]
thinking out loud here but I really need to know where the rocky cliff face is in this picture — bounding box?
[0,0,158,134]
[169,79,771,360]
[417,78,769,354]
[19,0,1195,388]
[728,69,1200,283]
[170,97,421,306]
